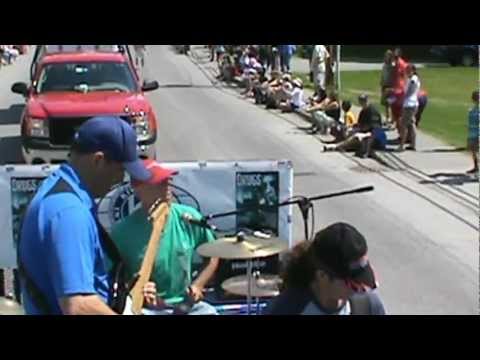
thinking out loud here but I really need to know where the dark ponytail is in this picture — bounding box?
[281,241,316,290]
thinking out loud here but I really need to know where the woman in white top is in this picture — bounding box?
[399,64,421,151]
[279,78,306,113]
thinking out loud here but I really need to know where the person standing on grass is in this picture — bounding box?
[380,50,396,125]
[311,45,330,99]
[467,90,479,174]
[415,89,429,128]
[279,45,296,73]
[398,64,420,152]
[391,48,409,134]
[393,48,409,90]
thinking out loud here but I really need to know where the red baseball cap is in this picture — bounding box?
[131,159,178,187]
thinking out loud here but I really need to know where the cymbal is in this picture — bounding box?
[0,297,24,315]
[197,234,288,260]
[222,274,282,298]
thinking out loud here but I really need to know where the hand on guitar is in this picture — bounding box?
[187,285,204,303]
[142,282,158,307]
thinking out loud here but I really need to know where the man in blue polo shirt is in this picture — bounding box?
[18,117,156,315]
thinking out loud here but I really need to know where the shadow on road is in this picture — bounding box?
[421,148,467,153]
[0,136,24,165]
[0,104,24,125]
[419,172,479,186]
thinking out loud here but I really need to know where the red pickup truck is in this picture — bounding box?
[11,50,159,164]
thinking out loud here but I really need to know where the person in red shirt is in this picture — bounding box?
[393,48,408,89]
[390,48,409,135]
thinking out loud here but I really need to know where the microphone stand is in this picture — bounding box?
[203,186,374,241]
[200,185,374,315]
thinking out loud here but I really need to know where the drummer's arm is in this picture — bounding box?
[191,257,219,292]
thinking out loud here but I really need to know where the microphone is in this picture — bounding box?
[181,213,217,232]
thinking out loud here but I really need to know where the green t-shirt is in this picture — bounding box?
[110,203,216,305]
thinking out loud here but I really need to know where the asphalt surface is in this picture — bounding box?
[0,45,477,315]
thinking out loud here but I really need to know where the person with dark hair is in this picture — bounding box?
[258,45,271,71]
[391,48,409,133]
[329,100,357,142]
[393,48,408,89]
[342,100,357,131]
[398,64,421,152]
[265,223,385,315]
[380,50,396,125]
[306,90,341,135]
[467,90,479,174]
[18,117,157,315]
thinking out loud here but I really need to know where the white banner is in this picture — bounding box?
[0,161,294,269]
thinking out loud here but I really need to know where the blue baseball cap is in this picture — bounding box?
[73,116,152,182]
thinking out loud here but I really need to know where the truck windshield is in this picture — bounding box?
[36,62,137,93]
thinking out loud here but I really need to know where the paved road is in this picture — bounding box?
[0,45,477,315]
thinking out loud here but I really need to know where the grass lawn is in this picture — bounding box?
[294,67,479,148]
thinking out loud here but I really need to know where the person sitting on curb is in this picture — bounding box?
[343,100,358,132]
[330,100,357,143]
[241,59,264,97]
[253,70,281,105]
[324,95,385,158]
[306,90,341,135]
[218,53,236,82]
[265,74,293,109]
[279,78,306,113]
[241,68,259,97]
[467,90,479,175]
[265,222,386,315]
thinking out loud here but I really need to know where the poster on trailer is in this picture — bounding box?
[0,161,294,269]
[235,172,279,236]
[10,177,46,249]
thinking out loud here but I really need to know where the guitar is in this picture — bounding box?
[122,199,170,315]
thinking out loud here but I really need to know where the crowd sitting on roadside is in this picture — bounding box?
[208,45,431,158]
[209,45,309,114]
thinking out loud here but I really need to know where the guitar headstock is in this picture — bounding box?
[147,199,169,223]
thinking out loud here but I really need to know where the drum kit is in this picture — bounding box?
[197,232,287,315]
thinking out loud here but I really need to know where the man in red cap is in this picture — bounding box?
[111,159,220,315]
